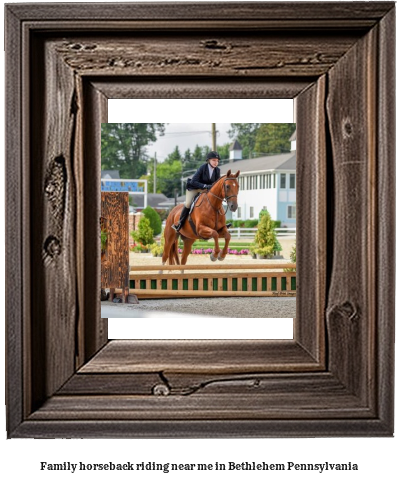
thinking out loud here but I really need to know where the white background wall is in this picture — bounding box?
[1,1,398,487]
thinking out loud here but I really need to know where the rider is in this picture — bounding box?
[172,150,221,232]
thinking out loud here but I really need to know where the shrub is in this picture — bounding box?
[131,216,154,246]
[142,206,162,236]
[290,242,296,263]
[243,219,258,228]
[150,231,165,256]
[272,220,281,229]
[253,209,277,257]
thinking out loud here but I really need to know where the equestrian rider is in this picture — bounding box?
[172,150,221,232]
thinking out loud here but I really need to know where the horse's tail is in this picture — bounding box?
[169,238,180,265]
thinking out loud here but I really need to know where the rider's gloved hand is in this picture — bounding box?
[205,185,213,190]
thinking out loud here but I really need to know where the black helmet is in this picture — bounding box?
[206,151,220,161]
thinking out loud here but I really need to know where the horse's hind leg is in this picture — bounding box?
[181,238,195,271]
[161,225,176,271]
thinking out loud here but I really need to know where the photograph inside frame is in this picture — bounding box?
[100,118,297,326]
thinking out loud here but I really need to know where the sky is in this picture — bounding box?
[144,123,232,161]
[108,99,294,161]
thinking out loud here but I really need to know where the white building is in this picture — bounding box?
[221,137,296,227]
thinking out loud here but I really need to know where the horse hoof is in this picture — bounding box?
[217,253,225,261]
[210,253,217,262]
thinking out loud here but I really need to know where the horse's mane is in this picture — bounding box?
[209,172,239,190]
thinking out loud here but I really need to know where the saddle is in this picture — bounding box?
[189,192,202,215]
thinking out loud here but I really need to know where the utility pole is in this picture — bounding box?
[153,152,157,193]
[212,123,217,151]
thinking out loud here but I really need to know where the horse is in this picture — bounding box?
[162,170,240,267]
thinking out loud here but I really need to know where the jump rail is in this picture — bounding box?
[124,263,296,299]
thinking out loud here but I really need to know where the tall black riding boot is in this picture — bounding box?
[171,207,190,232]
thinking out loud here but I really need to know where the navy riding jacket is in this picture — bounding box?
[186,163,221,191]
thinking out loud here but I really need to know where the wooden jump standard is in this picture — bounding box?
[122,263,296,299]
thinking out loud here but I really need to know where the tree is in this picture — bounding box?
[156,160,183,198]
[164,145,182,164]
[216,142,230,163]
[101,123,165,179]
[228,123,261,159]
[142,206,162,236]
[252,209,278,257]
[254,123,296,155]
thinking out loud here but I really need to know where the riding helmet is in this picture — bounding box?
[206,150,221,161]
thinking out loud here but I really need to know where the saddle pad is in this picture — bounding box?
[189,192,202,215]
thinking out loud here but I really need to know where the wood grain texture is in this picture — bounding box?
[79,340,321,374]
[325,27,377,404]
[296,76,326,365]
[7,2,394,23]
[376,7,395,432]
[30,36,78,408]
[93,79,312,100]
[5,5,24,436]
[54,33,360,78]
[101,193,129,289]
[14,418,391,439]
[82,81,109,361]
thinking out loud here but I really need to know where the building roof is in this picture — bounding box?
[130,193,170,209]
[101,170,120,179]
[229,140,243,151]
[218,152,296,175]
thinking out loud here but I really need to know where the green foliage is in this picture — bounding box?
[254,123,296,155]
[243,219,258,228]
[100,229,108,251]
[253,209,278,257]
[150,230,165,256]
[131,216,154,246]
[156,159,183,198]
[101,123,165,179]
[290,242,296,263]
[164,146,182,165]
[142,206,162,235]
[228,123,261,159]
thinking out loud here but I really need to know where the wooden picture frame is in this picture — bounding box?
[5,2,395,438]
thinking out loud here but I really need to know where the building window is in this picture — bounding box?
[237,207,242,218]
[287,205,296,219]
[250,207,254,218]
[273,173,276,188]
[281,174,286,189]
[290,174,296,189]
[254,175,258,190]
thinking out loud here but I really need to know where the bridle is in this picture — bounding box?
[205,176,239,214]
[208,176,238,202]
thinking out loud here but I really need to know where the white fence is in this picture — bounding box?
[229,227,296,239]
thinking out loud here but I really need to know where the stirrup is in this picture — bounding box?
[171,222,181,232]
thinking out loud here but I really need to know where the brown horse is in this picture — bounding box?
[163,170,240,267]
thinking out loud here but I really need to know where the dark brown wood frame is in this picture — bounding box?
[5,2,395,438]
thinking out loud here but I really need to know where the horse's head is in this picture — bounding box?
[224,169,240,212]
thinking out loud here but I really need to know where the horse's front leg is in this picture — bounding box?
[217,226,231,261]
[197,225,220,262]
